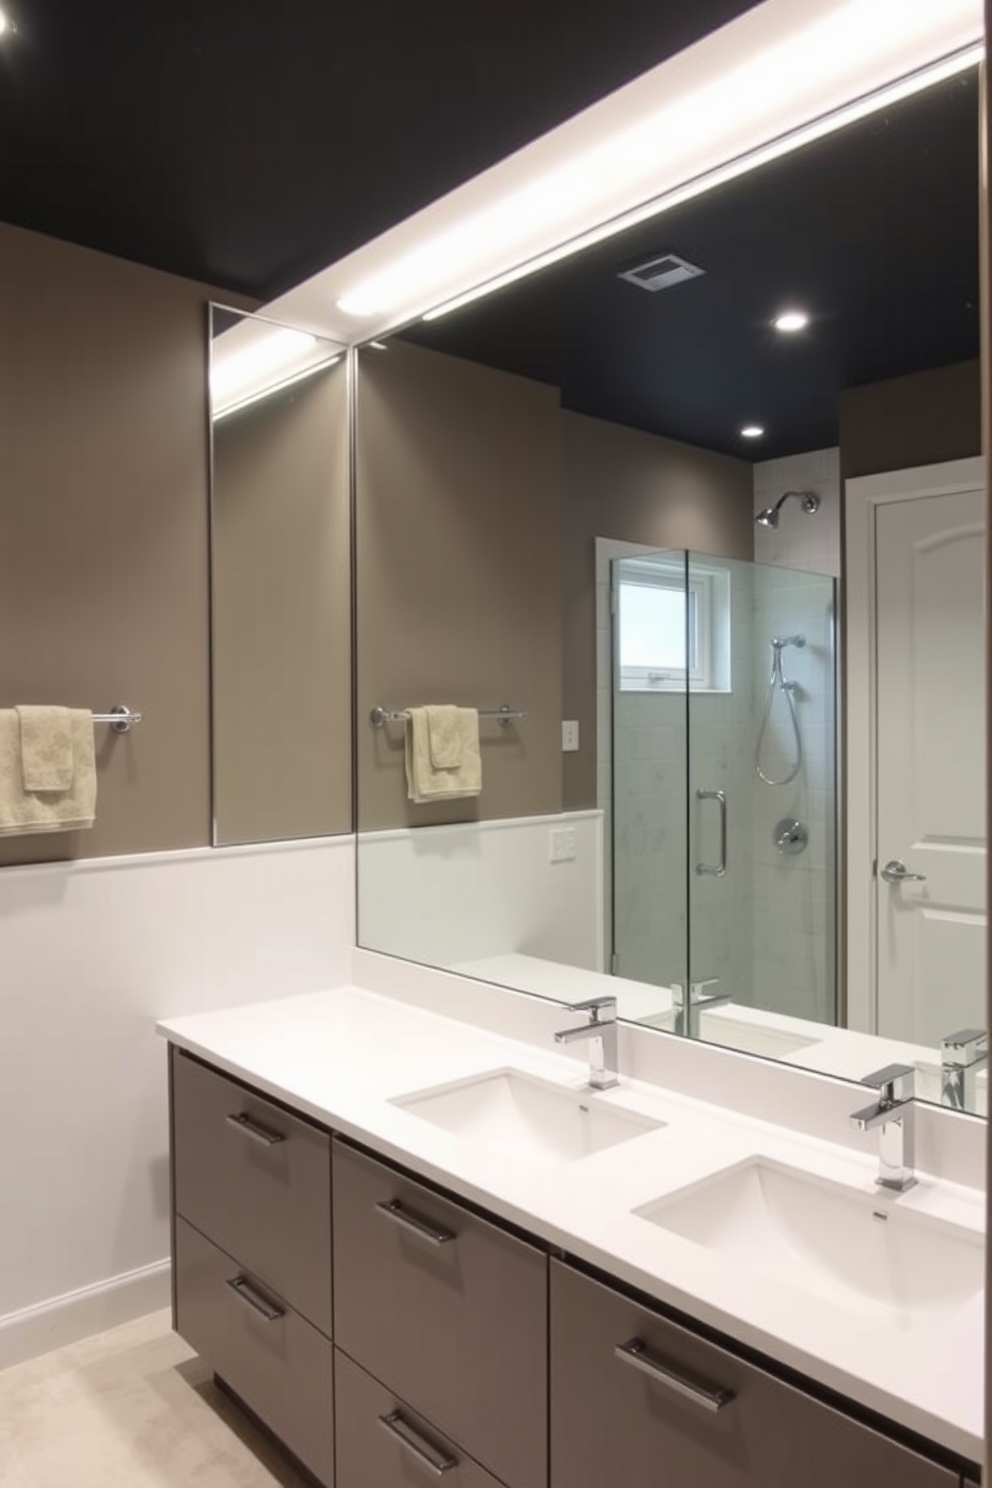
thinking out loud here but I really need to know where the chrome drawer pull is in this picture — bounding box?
[615,1338,735,1413]
[379,1410,458,1476]
[225,1275,285,1322]
[225,1111,286,1146]
[375,1198,456,1246]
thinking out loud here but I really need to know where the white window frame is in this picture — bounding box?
[615,557,728,694]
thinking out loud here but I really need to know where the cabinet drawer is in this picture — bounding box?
[171,1050,332,1334]
[550,1261,958,1488]
[174,1216,334,1487]
[333,1140,547,1488]
[335,1349,506,1488]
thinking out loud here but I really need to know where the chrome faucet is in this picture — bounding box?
[553,996,619,1090]
[849,1064,916,1192]
[941,1028,987,1112]
[673,979,731,1038]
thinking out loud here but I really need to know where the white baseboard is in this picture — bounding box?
[0,1258,171,1372]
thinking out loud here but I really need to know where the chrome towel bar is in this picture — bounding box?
[92,705,143,734]
[370,704,526,728]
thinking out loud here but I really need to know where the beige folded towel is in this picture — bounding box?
[426,704,469,769]
[0,708,97,836]
[405,706,481,803]
[17,706,74,791]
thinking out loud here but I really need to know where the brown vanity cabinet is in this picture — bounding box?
[332,1138,549,1488]
[335,1347,508,1488]
[549,1260,962,1488]
[172,1049,333,1334]
[170,1048,335,1484]
[174,1216,334,1485]
[169,1049,976,1488]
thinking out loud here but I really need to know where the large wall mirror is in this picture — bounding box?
[354,67,986,1113]
[209,307,352,846]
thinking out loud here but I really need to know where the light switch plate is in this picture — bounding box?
[561,720,580,752]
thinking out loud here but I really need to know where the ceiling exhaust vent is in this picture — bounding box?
[618,253,705,292]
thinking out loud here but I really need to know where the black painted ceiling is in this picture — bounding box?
[3,5,978,459]
[401,70,981,461]
[0,0,761,298]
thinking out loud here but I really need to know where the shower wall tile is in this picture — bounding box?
[749,562,837,1025]
[753,447,841,577]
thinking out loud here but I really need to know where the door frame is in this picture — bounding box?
[845,455,985,1033]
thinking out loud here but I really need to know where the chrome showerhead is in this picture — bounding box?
[755,490,821,528]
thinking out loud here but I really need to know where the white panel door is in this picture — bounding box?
[875,487,986,1045]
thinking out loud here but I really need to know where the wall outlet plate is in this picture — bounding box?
[561,720,580,752]
[549,826,577,863]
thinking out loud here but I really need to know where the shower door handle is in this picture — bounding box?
[696,789,727,877]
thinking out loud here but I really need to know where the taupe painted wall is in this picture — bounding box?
[213,357,352,843]
[840,359,981,479]
[0,223,245,865]
[561,411,756,811]
[356,341,562,830]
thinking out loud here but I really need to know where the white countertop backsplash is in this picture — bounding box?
[159,956,986,1465]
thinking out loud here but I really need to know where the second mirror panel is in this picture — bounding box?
[210,309,352,846]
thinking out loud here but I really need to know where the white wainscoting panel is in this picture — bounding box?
[0,835,355,1367]
[357,811,603,972]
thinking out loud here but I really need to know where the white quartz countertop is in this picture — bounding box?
[158,983,984,1466]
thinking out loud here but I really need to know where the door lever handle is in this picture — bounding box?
[880,859,927,884]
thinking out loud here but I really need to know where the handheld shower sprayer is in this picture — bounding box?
[755,633,806,786]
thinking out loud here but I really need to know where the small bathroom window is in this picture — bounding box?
[617,557,730,693]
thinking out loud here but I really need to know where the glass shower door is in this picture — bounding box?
[609,550,689,1030]
[686,552,837,1053]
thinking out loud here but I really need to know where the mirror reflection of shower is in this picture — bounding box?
[755,489,821,528]
[755,634,805,786]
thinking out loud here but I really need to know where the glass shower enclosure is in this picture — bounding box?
[610,549,837,1049]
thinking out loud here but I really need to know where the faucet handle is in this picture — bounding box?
[564,995,617,1022]
[860,1063,915,1105]
[941,1028,987,1062]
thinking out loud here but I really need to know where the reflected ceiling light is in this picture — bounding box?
[210,328,317,400]
[740,425,766,440]
[774,309,809,333]
[212,356,341,423]
[329,0,981,332]
[0,10,12,36]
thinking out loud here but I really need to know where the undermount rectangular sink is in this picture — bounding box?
[696,1013,822,1059]
[635,1158,983,1330]
[392,1067,664,1167]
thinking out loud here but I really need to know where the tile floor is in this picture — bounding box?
[0,1310,310,1487]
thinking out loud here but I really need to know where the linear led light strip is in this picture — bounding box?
[424,42,983,324]
[332,0,982,333]
[211,355,342,422]
[211,327,318,399]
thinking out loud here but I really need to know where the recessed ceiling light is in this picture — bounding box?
[774,309,809,333]
[0,10,12,36]
[740,425,765,440]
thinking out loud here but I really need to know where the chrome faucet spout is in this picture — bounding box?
[673,979,730,1039]
[850,1064,916,1192]
[941,1028,987,1112]
[553,996,619,1090]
